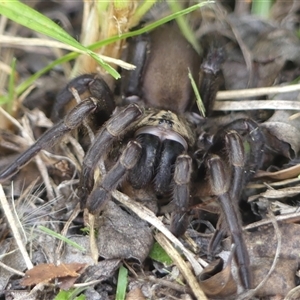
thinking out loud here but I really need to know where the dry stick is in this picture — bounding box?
[88,213,99,263]
[214,100,300,111]
[55,203,81,262]
[0,35,135,70]
[244,211,300,231]
[0,184,33,269]
[155,233,207,300]
[217,83,300,99]
[147,276,192,294]
[0,260,25,276]
[112,190,203,274]
[111,190,206,299]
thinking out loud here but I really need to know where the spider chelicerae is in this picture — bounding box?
[0,22,265,289]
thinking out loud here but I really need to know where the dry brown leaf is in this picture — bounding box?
[21,263,86,286]
[198,257,237,297]
[250,186,300,200]
[246,223,300,262]
[97,201,153,263]
[251,257,296,297]
[126,287,146,300]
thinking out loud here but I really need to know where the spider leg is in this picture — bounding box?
[87,140,142,214]
[0,98,99,183]
[170,154,192,236]
[222,118,265,182]
[225,131,246,203]
[128,134,161,189]
[207,151,251,290]
[51,74,115,123]
[199,41,225,115]
[154,140,185,195]
[78,104,143,207]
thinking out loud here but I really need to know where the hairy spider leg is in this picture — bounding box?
[206,118,265,290]
[51,74,115,123]
[0,98,99,183]
[128,134,160,189]
[154,140,185,195]
[199,41,225,116]
[206,152,252,290]
[225,118,265,201]
[87,140,142,215]
[170,154,192,236]
[78,104,143,208]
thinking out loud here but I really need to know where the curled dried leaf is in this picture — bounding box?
[198,257,237,297]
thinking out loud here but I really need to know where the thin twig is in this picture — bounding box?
[55,203,81,262]
[244,211,300,230]
[0,260,25,276]
[238,210,282,300]
[217,83,300,99]
[214,100,300,111]
[0,35,136,70]
[112,190,203,275]
[155,233,208,300]
[0,184,33,269]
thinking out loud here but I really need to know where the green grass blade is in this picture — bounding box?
[115,266,128,300]
[0,1,212,104]
[188,68,205,117]
[167,0,201,54]
[38,225,86,252]
[54,289,86,300]
[0,0,119,79]
[251,0,274,18]
[149,242,173,265]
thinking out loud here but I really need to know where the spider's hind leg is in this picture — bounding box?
[207,148,252,290]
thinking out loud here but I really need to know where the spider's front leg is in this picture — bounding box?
[0,98,98,183]
[78,104,143,208]
[170,154,193,236]
[87,140,142,214]
[207,139,251,290]
[51,74,115,123]
[0,76,116,184]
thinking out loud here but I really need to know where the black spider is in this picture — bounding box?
[0,22,265,289]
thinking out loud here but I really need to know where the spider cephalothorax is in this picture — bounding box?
[0,22,265,290]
